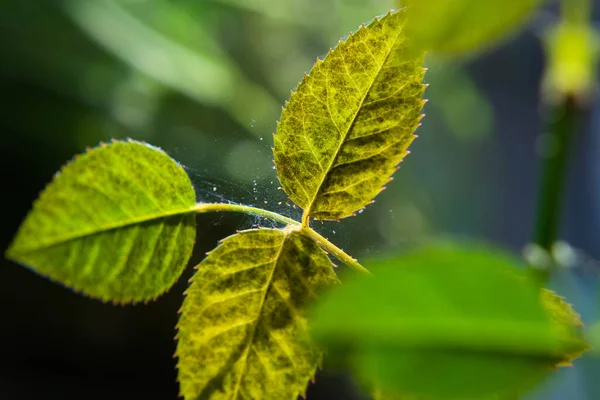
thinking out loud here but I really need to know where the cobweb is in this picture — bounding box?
[165,127,358,256]
[182,164,303,229]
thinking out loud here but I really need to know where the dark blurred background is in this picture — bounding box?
[0,1,598,399]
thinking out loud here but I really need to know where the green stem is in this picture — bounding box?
[193,202,370,274]
[529,0,593,279]
[193,202,300,226]
[531,98,579,277]
[301,226,371,275]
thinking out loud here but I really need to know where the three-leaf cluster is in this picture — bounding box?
[7,10,425,400]
[5,8,589,400]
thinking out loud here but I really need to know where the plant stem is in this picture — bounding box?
[301,211,310,228]
[193,202,370,274]
[193,202,300,226]
[529,0,593,279]
[531,97,579,277]
[301,227,372,275]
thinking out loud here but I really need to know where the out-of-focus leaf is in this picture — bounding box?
[212,0,396,35]
[64,0,279,135]
[176,228,339,400]
[543,22,598,101]
[398,0,545,55]
[274,10,425,221]
[6,140,197,303]
[311,244,589,399]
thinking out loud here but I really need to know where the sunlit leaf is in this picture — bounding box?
[311,244,589,399]
[399,0,544,55]
[6,140,197,303]
[541,289,590,365]
[273,9,426,221]
[176,227,339,400]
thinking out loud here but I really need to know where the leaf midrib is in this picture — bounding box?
[304,17,404,220]
[230,230,290,400]
[8,204,197,255]
[329,318,570,357]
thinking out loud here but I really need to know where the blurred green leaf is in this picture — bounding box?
[6,140,197,303]
[542,22,598,101]
[273,10,426,221]
[398,0,544,55]
[64,0,279,136]
[176,228,339,400]
[311,244,588,399]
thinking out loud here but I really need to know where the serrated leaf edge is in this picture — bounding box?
[273,10,428,223]
[174,226,333,400]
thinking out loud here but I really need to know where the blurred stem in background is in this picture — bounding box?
[532,98,581,271]
[528,0,597,282]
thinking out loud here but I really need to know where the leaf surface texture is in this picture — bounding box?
[273,10,425,220]
[176,228,339,400]
[6,140,197,302]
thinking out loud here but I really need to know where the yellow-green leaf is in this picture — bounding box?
[399,0,545,55]
[6,140,197,303]
[541,289,590,365]
[176,227,339,400]
[273,9,426,221]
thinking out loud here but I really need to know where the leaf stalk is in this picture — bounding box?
[193,202,370,274]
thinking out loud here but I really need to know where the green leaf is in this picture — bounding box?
[176,227,339,400]
[540,289,590,365]
[311,244,589,400]
[399,0,545,55]
[6,140,197,303]
[273,10,426,221]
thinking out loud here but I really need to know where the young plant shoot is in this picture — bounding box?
[6,8,589,400]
